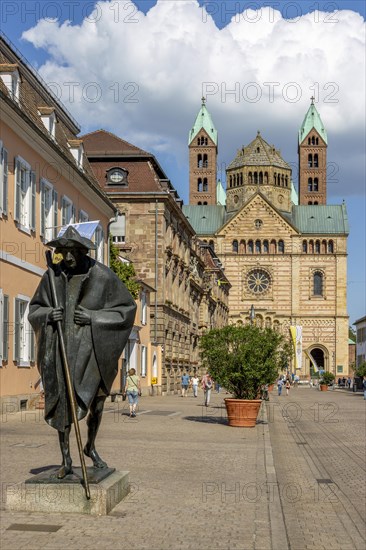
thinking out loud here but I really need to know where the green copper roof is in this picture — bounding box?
[188,101,218,146]
[182,205,225,235]
[216,180,226,206]
[299,102,328,145]
[291,204,349,234]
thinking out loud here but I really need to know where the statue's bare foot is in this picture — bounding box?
[84,446,108,469]
[56,464,73,479]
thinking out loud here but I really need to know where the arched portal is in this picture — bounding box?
[310,348,325,370]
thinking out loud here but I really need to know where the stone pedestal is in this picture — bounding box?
[6,467,129,516]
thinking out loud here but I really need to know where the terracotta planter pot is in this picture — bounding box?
[268,384,274,392]
[320,384,328,391]
[224,398,262,427]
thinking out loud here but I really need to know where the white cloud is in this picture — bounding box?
[22,0,365,195]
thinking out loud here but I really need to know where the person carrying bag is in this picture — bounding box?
[123,368,141,417]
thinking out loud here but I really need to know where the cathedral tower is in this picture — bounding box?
[225,131,292,214]
[188,98,218,205]
[298,98,328,205]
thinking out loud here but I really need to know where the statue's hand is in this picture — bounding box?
[49,307,63,323]
[74,305,91,325]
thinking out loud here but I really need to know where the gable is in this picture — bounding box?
[216,193,299,238]
[189,128,216,148]
[299,127,327,147]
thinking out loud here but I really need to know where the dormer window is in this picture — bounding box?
[0,64,20,102]
[38,107,56,139]
[107,167,128,185]
[67,139,84,170]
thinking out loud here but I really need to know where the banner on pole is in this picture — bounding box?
[289,325,302,370]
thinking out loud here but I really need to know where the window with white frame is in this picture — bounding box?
[68,142,84,170]
[39,110,56,139]
[94,224,104,263]
[110,214,126,243]
[140,345,147,377]
[14,296,35,366]
[0,141,8,217]
[14,157,36,232]
[78,209,89,223]
[0,290,9,363]
[61,195,75,227]
[40,179,58,241]
[0,68,20,102]
[141,290,147,325]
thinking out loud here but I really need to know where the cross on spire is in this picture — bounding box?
[310,95,315,104]
[201,96,206,106]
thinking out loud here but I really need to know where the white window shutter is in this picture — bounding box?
[3,294,9,361]
[53,189,58,238]
[30,328,35,362]
[40,179,45,237]
[61,196,66,226]
[14,299,20,363]
[30,171,36,231]
[14,159,21,222]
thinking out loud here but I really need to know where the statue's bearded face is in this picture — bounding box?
[57,247,87,269]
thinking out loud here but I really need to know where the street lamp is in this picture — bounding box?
[249,304,255,325]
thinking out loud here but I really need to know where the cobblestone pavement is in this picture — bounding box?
[267,387,366,550]
[0,387,365,550]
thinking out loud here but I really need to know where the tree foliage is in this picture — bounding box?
[109,238,140,299]
[356,361,366,378]
[320,371,335,385]
[199,324,292,399]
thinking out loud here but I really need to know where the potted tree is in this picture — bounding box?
[200,324,291,427]
[319,371,335,391]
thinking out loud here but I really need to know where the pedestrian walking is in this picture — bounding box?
[277,378,284,396]
[201,372,213,406]
[181,372,190,397]
[285,379,291,396]
[191,375,199,398]
[347,376,351,389]
[124,368,141,418]
[363,376,366,400]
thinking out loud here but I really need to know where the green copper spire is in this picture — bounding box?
[216,179,226,206]
[298,98,328,145]
[188,97,218,146]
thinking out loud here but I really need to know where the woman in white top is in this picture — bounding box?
[191,375,199,398]
[124,368,141,417]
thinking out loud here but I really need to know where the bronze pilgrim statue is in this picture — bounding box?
[29,226,136,481]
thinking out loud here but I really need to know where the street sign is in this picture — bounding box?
[151,377,158,385]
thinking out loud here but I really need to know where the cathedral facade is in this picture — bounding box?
[183,100,349,378]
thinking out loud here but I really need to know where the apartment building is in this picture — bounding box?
[0,36,116,410]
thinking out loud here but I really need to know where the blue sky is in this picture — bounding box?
[1,0,365,325]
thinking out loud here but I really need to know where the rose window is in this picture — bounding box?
[247,269,271,294]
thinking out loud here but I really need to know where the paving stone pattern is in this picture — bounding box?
[0,388,365,550]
